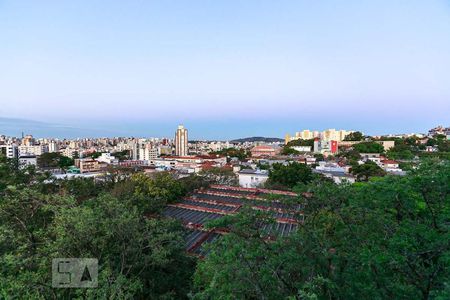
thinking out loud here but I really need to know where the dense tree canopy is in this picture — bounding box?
[343,131,364,141]
[267,162,313,189]
[0,155,197,299]
[37,152,74,169]
[286,139,315,147]
[351,160,386,181]
[353,142,384,153]
[281,146,301,155]
[210,148,249,161]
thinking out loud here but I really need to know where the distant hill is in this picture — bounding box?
[230,137,284,143]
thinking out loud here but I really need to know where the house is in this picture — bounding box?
[313,169,355,184]
[238,169,269,188]
[360,153,381,163]
[380,159,399,169]
[315,161,346,173]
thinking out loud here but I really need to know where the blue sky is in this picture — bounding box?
[0,1,449,139]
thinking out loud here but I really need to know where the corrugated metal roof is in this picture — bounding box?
[163,185,302,256]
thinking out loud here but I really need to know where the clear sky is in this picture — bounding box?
[1,1,449,139]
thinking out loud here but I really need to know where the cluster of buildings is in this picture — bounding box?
[0,126,252,180]
[428,126,450,139]
[1,124,447,185]
[285,129,354,144]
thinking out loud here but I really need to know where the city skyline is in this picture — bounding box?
[0,116,445,140]
[1,1,450,137]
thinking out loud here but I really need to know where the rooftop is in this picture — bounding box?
[162,184,302,257]
[238,169,269,175]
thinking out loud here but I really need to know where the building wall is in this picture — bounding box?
[238,173,268,188]
[175,125,188,156]
[18,145,48,156]
[0,145,18,158]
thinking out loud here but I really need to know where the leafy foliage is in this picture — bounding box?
[351,160,386,181]
[343,131,364,141]
[111,150,131,161]
[267,162,313,189]
[286,139,315,147]
[199,167,238,186]
[209,148,249,161]
[37,152,74,169]
[353,142,384,153]
[0,155,196,299]
[281,146,301,155]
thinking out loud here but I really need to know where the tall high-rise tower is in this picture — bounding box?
[175,125,188,156]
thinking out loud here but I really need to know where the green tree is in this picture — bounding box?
[286,139,315,147]
[37,152,74,169]
[351,160,386,181]
[199,167,238,185]
[387,143,415,160]
[124,172,186,214]
[0,156,195,299]
[267,162,313,189]
[344,131,364,141]
[353,142,384,153]
[337,148,360,160]
[111,150,131,161]
[49,194,194,299]
[281,146,300,155]
[209,148,249,161]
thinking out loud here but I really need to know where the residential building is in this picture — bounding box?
[0,144,18,158]
[238,169,269,188]
[175,125,188,156]
[74,158,101,173]
[19,154,37,168]
[139,146,158,161]
[313,169,356,184]
[428,125,450,137]
[48,141,58,153]
[18,145,48,156]
[286,129,354,144]
[380,159,399,169]
[21,134,35,146]
[360,153,381,163]
[96,153,119,165]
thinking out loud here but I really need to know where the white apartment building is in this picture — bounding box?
[294,130,320,140]
[62,148,78,158]
[321,129,354,142]
[0,144,18,158]
[175,125,188,156]
[48,141,59,153]
[139,147,159,161]
[286,129,354,144]
[18,145,48,156]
